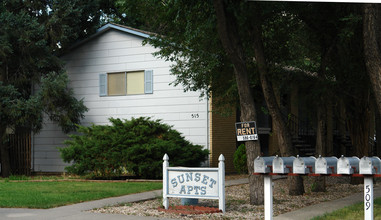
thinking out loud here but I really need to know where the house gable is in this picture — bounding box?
[32,24,209,173]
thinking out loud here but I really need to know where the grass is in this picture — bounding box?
[0,180,162,209]
[311,197,381,220]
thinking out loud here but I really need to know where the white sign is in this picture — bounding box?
[162,154,225,212]
[168,170,219,197]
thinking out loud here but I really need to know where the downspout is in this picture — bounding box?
[206,96,210,167]
[31,83,35,173]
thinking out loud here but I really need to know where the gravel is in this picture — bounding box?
[92,176,364,219]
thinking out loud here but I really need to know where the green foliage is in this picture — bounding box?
[38,72,88,133]
[0,0,111,176]
[0,1,105,134]
[233,144,248,174]
[60,117,209,179]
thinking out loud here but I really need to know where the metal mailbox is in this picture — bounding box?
[293,155,316,174]
[337,155,360,174]
[315,155,338,174]
[360,156,381,175]
[254,156,275,173]
[272,155,295,174]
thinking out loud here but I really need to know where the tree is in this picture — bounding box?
[363,4,381,117]
[0,0,115,177]
[290,3,373,184]
[112,0,308,202]
[213,0,304,197]
[112,0,377,198]
[212,0,264,204]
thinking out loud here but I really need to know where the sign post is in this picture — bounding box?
[163,154,169,209]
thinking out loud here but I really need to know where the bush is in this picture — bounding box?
[233,144,248,174]
[60,117,209,179]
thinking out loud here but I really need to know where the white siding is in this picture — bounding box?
[32,29,208,172]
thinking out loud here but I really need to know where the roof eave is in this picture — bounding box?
[62,23,151,56]
[97,23,150,39]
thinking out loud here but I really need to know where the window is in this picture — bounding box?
[99,70,153,96]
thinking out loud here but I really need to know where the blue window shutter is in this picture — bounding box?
[99,73,107,96]
[144,70,153,94]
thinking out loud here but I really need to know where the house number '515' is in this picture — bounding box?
[191,114,199,119]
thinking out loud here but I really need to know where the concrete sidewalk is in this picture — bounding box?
[0,178,375,220]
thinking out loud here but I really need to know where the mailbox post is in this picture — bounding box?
[264,175,273,220]
[254,157,275,220]
[359,156,380,220]
[364,176,373,220]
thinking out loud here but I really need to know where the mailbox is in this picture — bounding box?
[293,155,316,174]
[337,155,360,174]
[272,155,295,174]
[359,156,381,175]
[254,156,275,173]
[315,155,338,174]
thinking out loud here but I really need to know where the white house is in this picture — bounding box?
[32,23,238,174]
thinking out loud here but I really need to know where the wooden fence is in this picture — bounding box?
[7,132,31,175]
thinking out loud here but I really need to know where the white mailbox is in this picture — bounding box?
[337,155,360,174]
[360,156,381,175]
[272,155,295,174]
[293,155,316,174]
[315,155,338,174]
[254,156,275,173]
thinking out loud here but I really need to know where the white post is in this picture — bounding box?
[264,175,273,220]
[163,154,169,209]
[218,154,225,213]
[364,176,373,220]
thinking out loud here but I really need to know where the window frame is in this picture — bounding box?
[99,70,153,97]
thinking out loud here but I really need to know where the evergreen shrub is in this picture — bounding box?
[233,144,248,174]
[60,117,209,179]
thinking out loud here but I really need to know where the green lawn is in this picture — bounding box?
[0,181,162,209]
[311,197,381,220]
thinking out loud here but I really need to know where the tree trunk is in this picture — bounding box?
[0,127,11,177]
[377,111,381,156]
[339,100,348,155]
[347,109,371,157]
[326,99,334,156]
[213,0,263,205]
[364,4,381,117]
[347,100,370,185]
[0,62,11,177]
[249,3,304,196]
[313,100,327,192]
